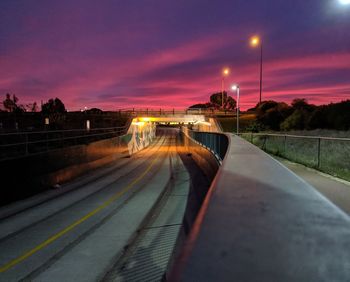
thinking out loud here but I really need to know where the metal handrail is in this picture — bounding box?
[240,132,350,142]
[0,125,127,137]
[0,124,130,160]
[240,132,350,180]
[0,129,126,147]
[115,108,236,116]
[183,128,229,163]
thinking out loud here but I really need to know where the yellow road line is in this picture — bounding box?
[0,154,160,273]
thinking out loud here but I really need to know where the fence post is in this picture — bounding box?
[284,135,287,156]
[46,132,49,151]
[25,133,28,155]
[317,138,321,168]
[218,135,221,157]
[262,135,267,150]
[251,132,253,143]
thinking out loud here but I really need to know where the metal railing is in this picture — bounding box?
[240,132,350,182]
[185,129,229,162]
[0,125,129,160]
[116,108,236,117]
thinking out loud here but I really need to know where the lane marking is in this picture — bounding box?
[0,150,162,273]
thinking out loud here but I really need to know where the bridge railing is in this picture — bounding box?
[116,108,236,116]
[240,132,350,182]
[0,125,129,161]
[182,128,229,163]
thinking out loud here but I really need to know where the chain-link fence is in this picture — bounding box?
[240,133,350,182]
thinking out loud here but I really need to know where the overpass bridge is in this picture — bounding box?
[0,113,349,281]
[0,109,224,161]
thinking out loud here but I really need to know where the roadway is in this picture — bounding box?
[0,128,188,282]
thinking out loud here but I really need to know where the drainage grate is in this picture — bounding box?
[104,153,190,282]
[110,224,180,282]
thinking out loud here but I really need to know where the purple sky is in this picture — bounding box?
[0,0,349,110]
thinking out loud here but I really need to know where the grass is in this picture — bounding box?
[216,112,350,182]
[240,131,350,182]
[216,113,256,132]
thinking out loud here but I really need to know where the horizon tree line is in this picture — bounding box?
[1,93,66,114]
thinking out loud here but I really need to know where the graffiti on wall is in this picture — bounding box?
[126,118,156,155]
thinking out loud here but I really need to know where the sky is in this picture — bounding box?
[0,0,349,111]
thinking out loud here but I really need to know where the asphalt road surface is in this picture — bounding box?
[0,128,186,282]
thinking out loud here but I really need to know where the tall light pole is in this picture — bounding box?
[221,68,230,110]
[231,84,240,135]
[250,36,263,104]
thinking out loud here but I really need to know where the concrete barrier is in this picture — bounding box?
[181,130,221,184]
[170,134,350,281]
[181,128,228,181]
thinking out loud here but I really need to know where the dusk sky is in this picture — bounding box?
[0,0,349,110]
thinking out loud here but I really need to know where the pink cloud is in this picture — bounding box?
[0,28,349,111]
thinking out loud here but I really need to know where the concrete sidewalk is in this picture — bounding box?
[275,156,350,215]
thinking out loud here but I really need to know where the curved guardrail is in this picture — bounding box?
[170,134,350,281]
[181,128,229,164]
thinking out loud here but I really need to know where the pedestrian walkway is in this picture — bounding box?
[172,135,350,281]
[275,156,350,215]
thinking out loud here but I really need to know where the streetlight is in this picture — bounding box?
[250,35,263,104]
[221,68,230,109]
[231,84,240,135]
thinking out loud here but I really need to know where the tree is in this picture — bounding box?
[13,104,25,113]
[307,106,327,129]
[86,108,102,114]
[25,102,38,112]
[291,98,315,112]
[41,98,66,114]
[41,98,67,129]
[3,93,18,112]
[280,109,308,131]
[324,100,350,130]
[209,91,236,110]
[225,96,237,111]
[256,101,292,130]
[188,103,212,109]
[188,91,236,111]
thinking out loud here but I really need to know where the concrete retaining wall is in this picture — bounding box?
[181,132,220,182]
[181,127,229,185]
[0,118,156,206]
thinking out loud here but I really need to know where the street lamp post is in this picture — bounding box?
[221,68,230,110]
[250,36,263,104]
[231,84,240,135]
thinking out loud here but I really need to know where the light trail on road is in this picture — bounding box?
[0,128,186,281]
